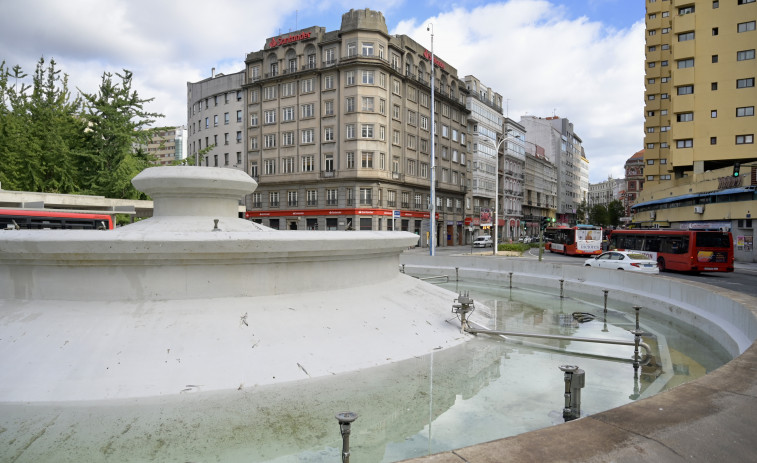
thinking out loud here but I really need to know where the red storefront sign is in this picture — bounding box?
[267,31,311,49]
[423,50,445,69]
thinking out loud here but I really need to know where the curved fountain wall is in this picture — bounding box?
[399,253,757,463]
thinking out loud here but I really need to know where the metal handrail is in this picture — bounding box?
[465,323,652,365]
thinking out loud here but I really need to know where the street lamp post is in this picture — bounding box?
[492,129,512,255]
[427,23,435,257]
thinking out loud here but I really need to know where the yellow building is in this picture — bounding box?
[638,0,756,261]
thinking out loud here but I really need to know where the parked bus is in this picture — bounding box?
[608,229,733,272]
[0,209,114,230]
[544,224,603,256]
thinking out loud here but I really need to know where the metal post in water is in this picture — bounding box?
[559,279,565,299]
[631,306,643,371]
[559,365,585,421]
[336,411,358,463]
[401,264,405,274]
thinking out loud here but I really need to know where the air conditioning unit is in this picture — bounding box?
[694,206,704,214]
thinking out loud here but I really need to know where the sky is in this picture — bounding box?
[0,0,646,183]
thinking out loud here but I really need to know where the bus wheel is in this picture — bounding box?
[657,257,666,271]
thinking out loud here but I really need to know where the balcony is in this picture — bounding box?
[307,200,317,206]
[321,170,337,178]
[392,172,404,181]
[288,200,298,207]
[327,199,338,206]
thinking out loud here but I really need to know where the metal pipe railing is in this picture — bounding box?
[465,326,652,365]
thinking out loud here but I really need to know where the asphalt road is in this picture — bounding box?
[406,244,757,298]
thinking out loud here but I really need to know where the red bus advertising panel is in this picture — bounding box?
[0,209,114,230]
[544,225,603,256]
[608,229,733,272]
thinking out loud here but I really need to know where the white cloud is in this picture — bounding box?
[0,0,643,182]
[394,1,645,182]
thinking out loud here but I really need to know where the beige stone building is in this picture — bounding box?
[639,0,756,261]
[242,9,470,245]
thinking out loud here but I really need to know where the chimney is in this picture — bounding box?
[211,67,215,78]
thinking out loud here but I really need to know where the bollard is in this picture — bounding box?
[336,411,358,463]
[508,272,513,290]
[603,289,609,315]
[400,264,405,274]
[559,279,565,299]
[631,306,643,371]
[455,267,459,282]
[559,365,585,421]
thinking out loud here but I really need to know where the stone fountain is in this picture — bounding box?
[0,167,467,402]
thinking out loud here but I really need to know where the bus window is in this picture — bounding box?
[696,232,731,248]
[645,236,661,252]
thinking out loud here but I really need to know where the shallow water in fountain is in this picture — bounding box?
[0,279,732,463]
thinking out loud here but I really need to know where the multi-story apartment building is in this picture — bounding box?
[242,9,470,246]
[144,126,188,166]
[502,118,526,241]
[638,0,756,261]
[187,70,246,169]
[588,177,626,208]
[464,75,504,241]
[522,141,557,237]
[624,149,645,217]
[520,115,587,225]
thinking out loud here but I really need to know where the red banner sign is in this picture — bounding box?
[267,32,311,49]
[423,50,445,69]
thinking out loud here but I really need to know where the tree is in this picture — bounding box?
[575,200,589,225]
[79,70,163,199]
[589,204,609,227]
[607,200,625,228]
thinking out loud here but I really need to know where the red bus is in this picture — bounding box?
[608,229,733,272]
[0,209,114,230]
[544,224,603,256]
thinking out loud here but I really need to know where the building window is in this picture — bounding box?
[737,106,755,117]
[361,124,374,138]
[360,188,372,205]
[324,75,334,90]
[736,134,754,144]
[362,97,374,112]
[678,32,695,41]
[346,152,355,169]
[269,191,279,207]
[676,139,693,148]
[324,48,335,65]
[324,127,334,142]
[737,50,756,61]
[326,188,337,205]
[264,159,276,175]
[711,137,717,144]
[301,129,314,144]
[301,155,314,171]
[282,156,295,173]
[237,110,242,123]
[346,42,357,57]
[282,132,295,147]
[264,110,276,124]
[346,124,355,139]
[250,113,259,126]
[737,78,755,88]
[288,191,298,207]
[264,134,276,148]
[345,71,355,85]
[677,85,694,95]
[263,86,277,100]
[738,21,756,33]
[346,97,355,113]
[361,152,373,168]
[679,5,695,15]
[282,82,295,97]
[676,112,694,122]
[712,27,719,35]
[677,58,694,69]
[301,78,314,93]
[362,70,374,84]
[738,0,755,4]
[282,106,295,122]
[712,110,717,118]
[324,100,334,116]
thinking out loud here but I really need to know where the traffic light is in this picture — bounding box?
[541,217,549,229]
[733,162,741,177]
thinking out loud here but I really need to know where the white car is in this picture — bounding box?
[473,236,493,248]
[584,251,659,274]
